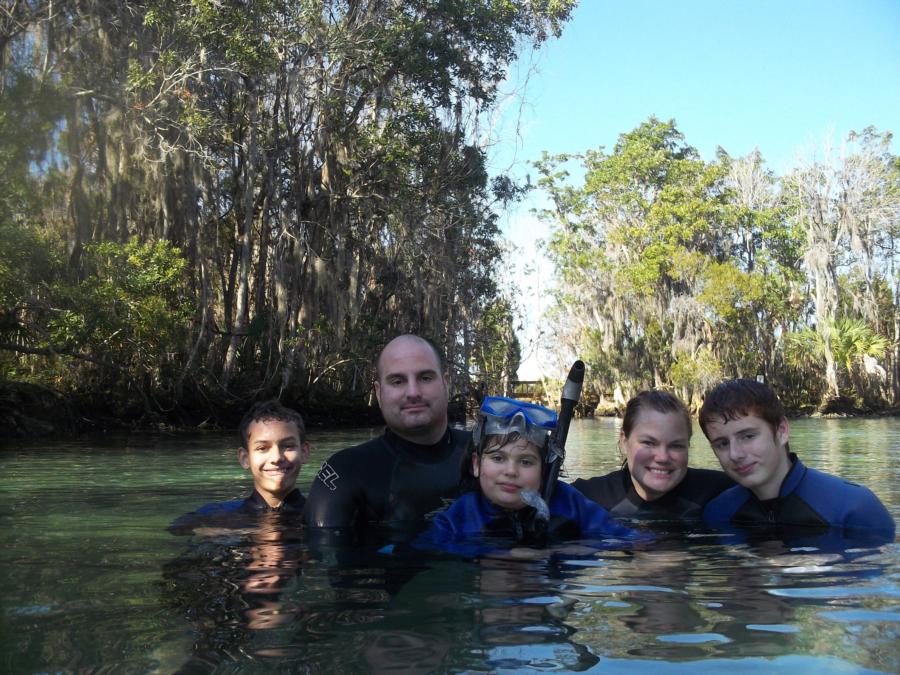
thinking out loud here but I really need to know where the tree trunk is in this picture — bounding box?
[223,91,260,389]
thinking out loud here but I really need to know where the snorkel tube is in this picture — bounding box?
[541,360,585,506]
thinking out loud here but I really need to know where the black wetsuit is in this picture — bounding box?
[571,467,734,522]
[304,427,470,544]
[168,488,305,535]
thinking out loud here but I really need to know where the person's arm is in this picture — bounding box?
[167,499,246,536]
[843,485,895,541]
[303,451,362,529]
[412,493,501,557]
[552,481,641,539]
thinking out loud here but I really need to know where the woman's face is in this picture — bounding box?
[621,409,691,501]
[473,436,543,510]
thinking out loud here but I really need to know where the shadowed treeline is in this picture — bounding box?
[0,1,573,432]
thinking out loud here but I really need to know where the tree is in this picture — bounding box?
[537,117,732,398]
[0,0,577,423]
[782,128,900,404]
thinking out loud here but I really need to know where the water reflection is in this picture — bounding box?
[558,537,898,670]
[1,422,897,673]
[161,513,314,670]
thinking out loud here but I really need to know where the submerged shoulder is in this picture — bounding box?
[553,480,584,503]
[323,434,389,467]
[797,465,875,497]
[190,498,247,516]
[342,433,390,456]
[571,470,626,499]
[553,481,613,518]
[572,470,623,489]
[168,498,249,535]
[797,466,892,517]
[703,484,752,519]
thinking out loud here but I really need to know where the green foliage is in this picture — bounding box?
[0,71,65,224]
[537,116,898,407]
[540,117,733,392]
[0,0,577,424]
[0,222,63,314]
[784,317,890,407]
[470,298,521,393]
[669,347,723,395]
[7,238,194,408]
[828,318,890,374]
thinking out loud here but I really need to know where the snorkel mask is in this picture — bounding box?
[473,396,558,455]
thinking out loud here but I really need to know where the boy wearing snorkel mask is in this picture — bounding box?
[415,397,639,549]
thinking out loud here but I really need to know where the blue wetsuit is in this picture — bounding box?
[169,488,305,535]
[702,454,895,543]
[414,481,640,555]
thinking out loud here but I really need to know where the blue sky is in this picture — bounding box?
[492,0,900,378]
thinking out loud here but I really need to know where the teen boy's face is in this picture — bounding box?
[704,413,791,500]
[472,436,542,511]
[238,419,310,507]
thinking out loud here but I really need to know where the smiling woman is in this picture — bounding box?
[572,391,733,522]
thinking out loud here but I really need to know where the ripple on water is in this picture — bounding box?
[568,584,682,594]
[819,609,900,623]
[656,633,731,644]
[745,623,801,633]
[768,586,900,599]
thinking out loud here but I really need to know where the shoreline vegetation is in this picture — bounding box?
[3,380,897,441]
[2,4,897,440]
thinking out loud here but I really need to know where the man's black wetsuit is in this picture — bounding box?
[304,427,470,544]
[169,488,305,535]
[571,467,734,521]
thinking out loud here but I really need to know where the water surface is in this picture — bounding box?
[1,418,897,673]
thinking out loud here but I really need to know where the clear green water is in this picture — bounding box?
[1,418,897,673]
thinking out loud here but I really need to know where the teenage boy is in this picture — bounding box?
[170,400,311,534]
[699,379,894,541]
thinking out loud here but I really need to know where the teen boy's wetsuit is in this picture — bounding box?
[413,481,640,556]
[169,489,305,535]
[304,427,470,544]
[702,454,895,542]
[572,467,733,521]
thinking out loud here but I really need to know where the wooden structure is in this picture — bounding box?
[508,380,548,405]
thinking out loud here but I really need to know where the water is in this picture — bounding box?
[1,418,898,673]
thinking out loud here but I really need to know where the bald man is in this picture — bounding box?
[304,335,469,544]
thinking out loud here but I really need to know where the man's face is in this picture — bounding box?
[703,413,791,500]
[238,419,310,507]
[374,337,449,444]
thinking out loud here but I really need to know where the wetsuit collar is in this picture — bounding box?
[776,453,804,498]
[384,426,454,463]
[245,488,305,512]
